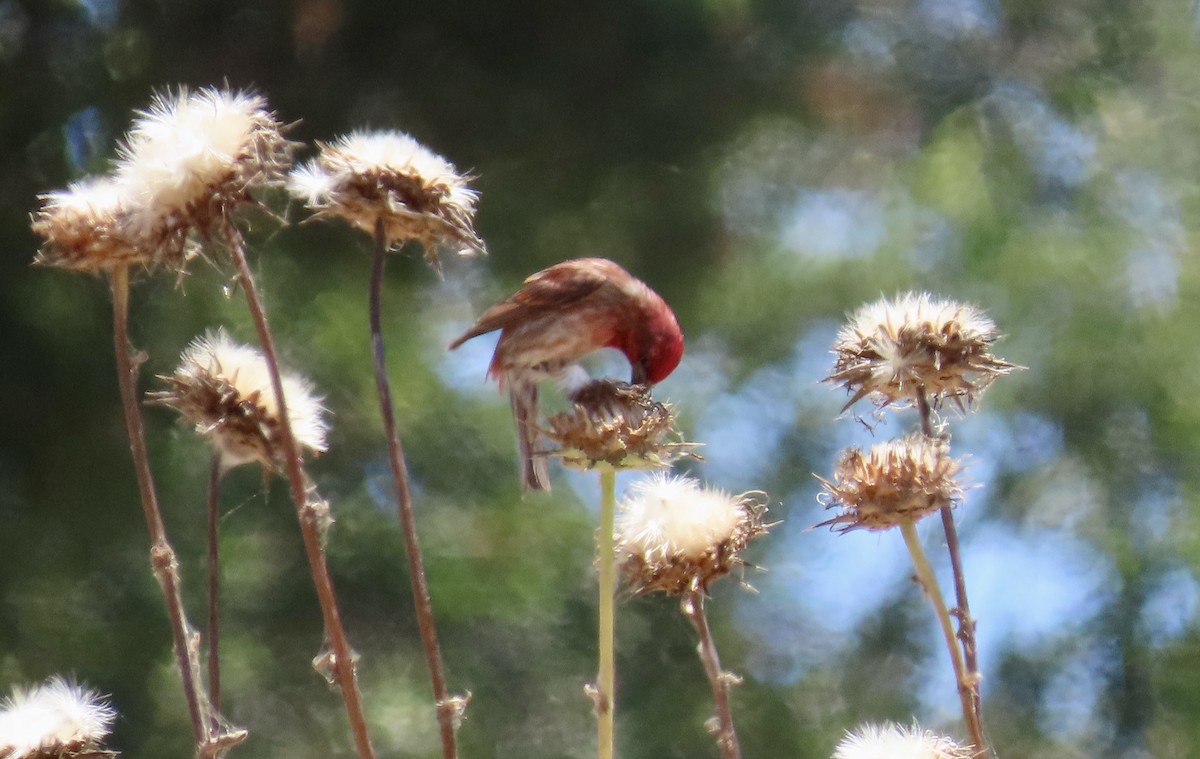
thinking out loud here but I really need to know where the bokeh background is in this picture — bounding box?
[2,0,1199,757]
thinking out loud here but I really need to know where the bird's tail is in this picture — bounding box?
[510,381,551,492]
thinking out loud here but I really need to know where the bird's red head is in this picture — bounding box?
[624,296,684,385]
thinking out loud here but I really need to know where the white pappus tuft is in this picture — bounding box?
[831,722,971,759]
[0,676,116,759]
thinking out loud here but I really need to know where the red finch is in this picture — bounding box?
[450,257,684,491]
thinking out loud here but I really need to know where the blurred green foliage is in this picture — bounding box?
[4,0,1200,757]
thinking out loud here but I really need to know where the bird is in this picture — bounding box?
[450,257,684,491]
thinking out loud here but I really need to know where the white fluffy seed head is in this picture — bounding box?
[615,473,769,595]
[287,129,484,270]
[0,676,116,759]
[296,130,479,213]
[117,87,291,242]
[619,474,743,560]
[31,175,154,271]
[39,176,127,221]
[154,329,328,470]
[831,722,972,759]
[827,292,1016,412]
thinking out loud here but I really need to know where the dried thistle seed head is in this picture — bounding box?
[832,722,973,759]
[827,292,1016,411]
[31,176,159,272]
[287,130,485,272]
[817,433,962,532]
[116,87,293,254]
[544,380,696,471]
[151,330,327,470]
[616,473,769,595]
[0,676,117,759]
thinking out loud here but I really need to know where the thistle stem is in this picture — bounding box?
[369,221,460,759]
[682,591,742,759]
[915,392,936,440]
[916,392,986,753]
[109,265,210,750]
[939,506,983,737]
[898,518,983,752]
[207,455,224,721]
[222,220,377,759]
[596,468,617,759]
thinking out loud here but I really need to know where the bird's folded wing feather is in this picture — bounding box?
[450,258,616,347]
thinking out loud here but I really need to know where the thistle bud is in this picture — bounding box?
[818,433,962,532]
[545,380,696,472]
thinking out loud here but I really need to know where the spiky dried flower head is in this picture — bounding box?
[0,676,117,759]
[287,130,485,272]
[544,380,697,471]
[150,329,327,471]
[831,722,972,759]
[817,433,962,532]
[616,473,769,595]
[827,292,1017,411]
[116,87,293,256]
[30,176,160,273]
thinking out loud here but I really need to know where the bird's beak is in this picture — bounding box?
[631,362,649,386]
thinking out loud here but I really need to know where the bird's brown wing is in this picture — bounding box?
[449,258,620,348]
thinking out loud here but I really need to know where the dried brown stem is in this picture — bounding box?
[916,392,986,754]
[207,455,224,721]
[682,591,743,759]
[941,505,984,737]
[110,265,211,751]
[915,393,937,439]
[368,220,461,759]
[222,219,377,759]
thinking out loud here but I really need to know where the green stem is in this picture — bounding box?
[597,468,617,759]
[898,519,982,751]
